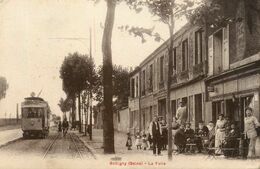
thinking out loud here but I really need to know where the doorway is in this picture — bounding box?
[195,94,202,127]
[158,99,166,120]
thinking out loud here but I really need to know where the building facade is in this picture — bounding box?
[205,0,260,130]
[128,0,260,132]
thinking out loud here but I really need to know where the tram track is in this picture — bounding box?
[42,133,60,159]
[69,132,96,160]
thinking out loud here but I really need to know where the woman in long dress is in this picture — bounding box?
[244,107,260,158]
[215,114,226,154]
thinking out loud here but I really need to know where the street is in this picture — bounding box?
[0,0,260,169]
[0,128,95,160]
[0,128,259,169]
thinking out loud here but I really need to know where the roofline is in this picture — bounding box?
[138,23,193,67]
[129,66,140,77]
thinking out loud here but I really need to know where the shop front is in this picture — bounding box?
[206,72,260,132]
[170,80,205,129]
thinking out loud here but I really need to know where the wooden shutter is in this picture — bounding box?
[146,66,149,92]
[157,58,160,89]
[153,60,156,91]
[164,53,167,82]
[208,35,214,76]
[222,25,229,71]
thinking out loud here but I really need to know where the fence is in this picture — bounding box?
[0,118,21,126]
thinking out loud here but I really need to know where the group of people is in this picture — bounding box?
[125,116,168,155]
[58,118,69,137]
[172,119,216,154]
[126,101,260,158]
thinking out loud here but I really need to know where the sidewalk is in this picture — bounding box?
[0,124,20,131]
[77,129,156,156]
[76,129,260,169]
[0,128,22,147]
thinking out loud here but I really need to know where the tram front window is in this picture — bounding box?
[22,108,44,118]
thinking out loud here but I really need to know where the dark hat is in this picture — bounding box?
[218,114,224,117]
[245,107,253,112]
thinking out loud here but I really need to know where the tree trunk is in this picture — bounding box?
[89,90,93,140]
[102,0,116,154]
[72,95,76,124]
[167,0,175,161]
[78,92,82,132]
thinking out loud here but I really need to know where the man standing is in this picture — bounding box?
[176,101,187,125]
[149,115,162,155]
[62,118,69,137]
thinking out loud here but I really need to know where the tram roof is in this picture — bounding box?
[24,97,44,101]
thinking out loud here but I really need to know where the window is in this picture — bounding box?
[149,64,153,90]
[172,48,177,71]
[160,56,164,82]
[22,108,43,118]
[141,70,146,96]
[131,78,135,98]
[195,30,203,65]
[172,48,177,74]
[214,29,223,73]
[182,39,188,71]
[118,111,120,123]
[135,76,139,97]
[210,25,229,75]
[130,111,134,127]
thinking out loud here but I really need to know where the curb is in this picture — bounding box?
[0,137,23,149]
[76,133,101,159]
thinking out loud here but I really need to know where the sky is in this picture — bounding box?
[0,0,187,118]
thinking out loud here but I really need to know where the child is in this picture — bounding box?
[126,133,132,150]
[135,132,142,150]
[142,133,148,150]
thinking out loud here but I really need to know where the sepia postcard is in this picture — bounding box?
[0,0,259,169]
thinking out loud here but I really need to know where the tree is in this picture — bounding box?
[112,65,130,109]
[96,65,130,109]
[0,76,8,101]
[101,0,117,154]
[60,52,94,132]
[58,97,72,118]
[94,64,130,153]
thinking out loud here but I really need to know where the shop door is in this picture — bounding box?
[212,101,223,123]
[171,100,176,119]
[158,99,166,120]
[226,99,235,121]
[195,94,202,127]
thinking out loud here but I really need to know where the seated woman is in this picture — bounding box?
[223,123,240,157]
[184,122,195,152]
[174,124,186,153]
[195,121,209,153]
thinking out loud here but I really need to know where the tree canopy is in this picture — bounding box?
[60,52,95,96]
[95,65,130,109]
[58,97,72,113]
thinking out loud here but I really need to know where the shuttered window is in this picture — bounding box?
[182,39,188,71]
[195,30,203,65]
[160,56,164,82]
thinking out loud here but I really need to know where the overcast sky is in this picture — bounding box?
[0,0,186,118]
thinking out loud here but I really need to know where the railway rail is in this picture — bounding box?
[42,133,60,159]
[69,132,96,159]
[42,132,96,159]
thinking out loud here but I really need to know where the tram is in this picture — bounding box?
[21,95,50,138]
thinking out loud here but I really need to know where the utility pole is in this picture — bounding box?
[89,28,93,140]
[16,103,19,123]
